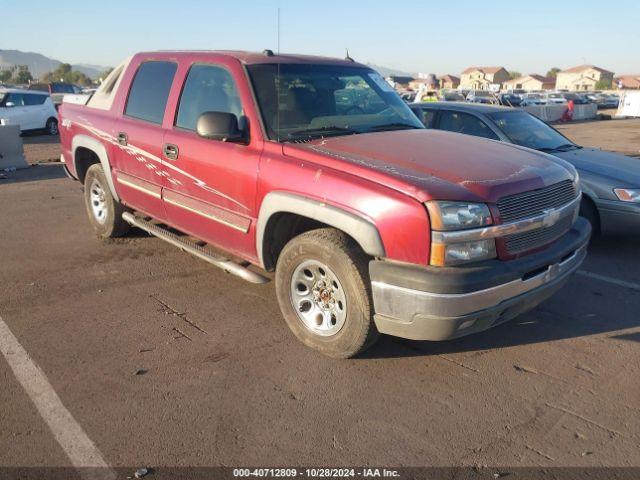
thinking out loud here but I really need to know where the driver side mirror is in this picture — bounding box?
[196,111,247,143]
[4,102,15,108]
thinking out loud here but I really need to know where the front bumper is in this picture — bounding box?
[370,217,591,341]
[595,198,640,235]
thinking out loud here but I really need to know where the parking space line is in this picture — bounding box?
[577,270,640,292]
[0,316,115,480]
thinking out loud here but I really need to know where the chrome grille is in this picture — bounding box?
[505,215,574,254]
[497,180,577,223]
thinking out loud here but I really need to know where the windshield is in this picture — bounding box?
[488,111,578,151]
[0,92,5,104]
[246,64,423,141]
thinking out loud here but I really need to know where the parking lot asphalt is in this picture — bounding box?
[1,125,639,473]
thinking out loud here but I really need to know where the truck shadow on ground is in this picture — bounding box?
[0,164,67,184]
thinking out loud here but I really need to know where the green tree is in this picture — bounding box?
[41,63,93,86]
[546,67,561,78]
[508,71,522,80]
[596,79,612,90]
[0,69,12,83]
[13,65,33,84]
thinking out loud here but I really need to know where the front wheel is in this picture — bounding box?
[45,118,58,135]
[275,228,378,358]
[83,164,130,238]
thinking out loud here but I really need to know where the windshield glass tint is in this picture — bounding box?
[247,64,423,141]
[488,111,573,150]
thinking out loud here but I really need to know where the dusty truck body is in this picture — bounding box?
[58,51,590,357]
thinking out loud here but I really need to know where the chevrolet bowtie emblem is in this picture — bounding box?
[542,208,561,228]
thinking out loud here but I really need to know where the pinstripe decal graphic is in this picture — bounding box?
[75,123,249,211]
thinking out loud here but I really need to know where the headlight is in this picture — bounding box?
[614,188,640,203]
[426,201,496,266]
[426,201,493,231]
[431,239,497,266]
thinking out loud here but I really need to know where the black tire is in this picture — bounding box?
[83,164,130,238]
[275,228,378,358]
[45,117,58,136]
[579,197,600,236]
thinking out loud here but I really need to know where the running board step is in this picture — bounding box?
[122,212,269,284]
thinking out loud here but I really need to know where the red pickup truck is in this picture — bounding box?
[59,51,590,358]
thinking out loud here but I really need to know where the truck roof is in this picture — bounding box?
[136,50,368,68]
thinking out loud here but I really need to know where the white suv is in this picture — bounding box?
[0,89,59,135]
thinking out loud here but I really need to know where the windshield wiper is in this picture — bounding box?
[286,126,359,140]
[538,143,581,153]
[365,123,422,132]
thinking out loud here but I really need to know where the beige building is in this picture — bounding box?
[503,74,555,91]
[615,75,640,89]
[408,78,436,91]
[460,67,510,90]
[555,65,614,91]
[439,74,460,89]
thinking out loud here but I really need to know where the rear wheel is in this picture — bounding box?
[45,117,58,135]
[275,228,378,358]
[83,164,130,238]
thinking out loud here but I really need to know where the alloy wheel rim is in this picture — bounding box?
[290,260,347,337]
[89,179,108,224]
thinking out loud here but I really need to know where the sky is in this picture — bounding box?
[1,0,639,75]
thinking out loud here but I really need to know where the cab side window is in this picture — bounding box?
[438,111,498,140]
[175,64,243,131]
[125,61,178,124]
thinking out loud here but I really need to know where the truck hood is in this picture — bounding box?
[284,129,574,203]
[553,148,640,187]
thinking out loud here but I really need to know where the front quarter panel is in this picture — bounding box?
[257,143,431,266]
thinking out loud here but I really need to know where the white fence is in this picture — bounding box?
[520,103,598,122]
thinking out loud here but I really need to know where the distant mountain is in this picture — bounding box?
[366,63,415,78]
[0,49,109,79]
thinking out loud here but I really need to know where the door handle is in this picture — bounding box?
[117,132,128,146]
[163,143,179,161]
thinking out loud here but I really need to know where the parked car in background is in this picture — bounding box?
[441,91,466,102]
[561,92,590,105]
[544,92,567,105]
[0,88,58,134]
[497,93,522,107]
[466,90,496,104]
[600,94,620,109]
[29,82,77,108]
[410,102,640,236]
[58,50,589,358]
[520,93,546,106]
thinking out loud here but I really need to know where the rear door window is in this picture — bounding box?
[413,108,436,127]
[125,61,177,124]
[175,64,242,131]
[24,94,46,106]
[438,111,499,140]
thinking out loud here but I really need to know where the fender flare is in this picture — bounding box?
[72,134,120,202]
[256,191,385,268]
